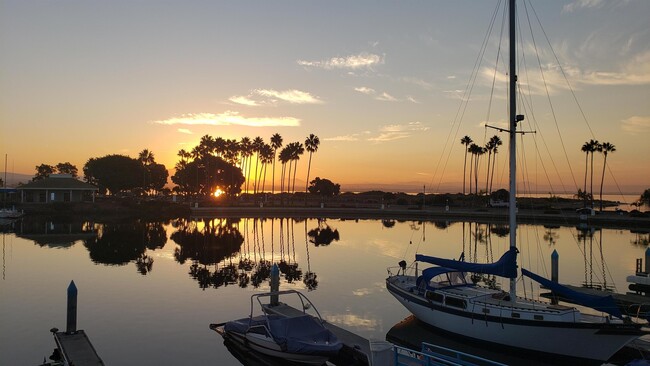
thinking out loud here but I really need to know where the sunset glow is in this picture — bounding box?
[0,1,648,194]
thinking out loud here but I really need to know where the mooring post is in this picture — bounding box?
[551,250,559,283]
[270,264,279,306]
[551,250,559,305]
[66,280,78,334]
[645,248,650,274]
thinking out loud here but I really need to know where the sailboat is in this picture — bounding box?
[385,0,644,362]
[0,154,23,220]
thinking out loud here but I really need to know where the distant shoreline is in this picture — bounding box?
[9,194,649,230]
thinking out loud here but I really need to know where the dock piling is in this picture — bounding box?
[66,280,77,334]
[551,250,559,283]
[270,264,279,306]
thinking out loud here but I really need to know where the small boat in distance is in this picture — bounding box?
[386,0,645,362]
[210,290,342,365]
[0,206,24,219]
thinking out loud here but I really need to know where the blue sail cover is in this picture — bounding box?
[521,268,622,318]
[416,248,518,279]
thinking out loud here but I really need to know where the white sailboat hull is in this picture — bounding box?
[387,279,641,361]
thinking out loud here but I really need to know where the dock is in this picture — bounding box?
[263,301,372,365]
[52,330,104,366]
[40,281,104,366]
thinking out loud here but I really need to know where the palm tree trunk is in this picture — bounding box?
[599,155,607,211]
[463,149,468,195]
[485,151,492,195]
[272,154,277,194]
[590,152,595,208]
[305,152,313,193]
[292,160,298,193]
[469,154,474,195]
[489,152,497,194]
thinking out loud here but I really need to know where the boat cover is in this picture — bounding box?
[224,314,283,335]
[416,248,518,279]
[522,268,623,318]
[268,315,343,355]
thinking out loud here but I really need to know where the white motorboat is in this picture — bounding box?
[210,290,342,365]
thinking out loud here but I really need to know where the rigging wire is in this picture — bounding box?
[429,0,503,192]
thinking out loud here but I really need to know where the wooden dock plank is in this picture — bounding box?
[54,330,104,366]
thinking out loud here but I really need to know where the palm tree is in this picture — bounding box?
[138,149,155,195]
[473,145,486,195]
[270,133,283,195]
[588,139,599,208]
[304,134,320,193]
[291,143,305,193]
[279,146,291,194]
[468,143,480,194]
[581,141,590,205]
[259,144,274,193]
[461,136,473,195]
[177,149,191,163]
[252,136,264,194]
[484,139,495,195]
[488,136,502,194]
[239,137,252,193]
[598,142,616,211]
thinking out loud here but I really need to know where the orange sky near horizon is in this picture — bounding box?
[1,1,648,195]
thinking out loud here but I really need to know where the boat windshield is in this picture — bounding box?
[418,269,468,291]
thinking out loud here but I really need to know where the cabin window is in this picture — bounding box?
[482,308,490,314]
[426,292,443,303]
[534,315,544,321]
[511,312,520,318]
[445,297,467,309]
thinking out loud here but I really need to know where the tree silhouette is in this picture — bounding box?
[598,142,615,211]
[270,133,283,195]
[461,136,473,195]
[304,134,320,193]
[33,164,55,181]
[55,162,78,177]
[83,155,143,194]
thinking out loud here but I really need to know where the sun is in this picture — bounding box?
[213,188,224,197]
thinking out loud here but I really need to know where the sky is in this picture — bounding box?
[1,0,649,195]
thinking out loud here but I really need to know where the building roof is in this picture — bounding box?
[18,175,98,191]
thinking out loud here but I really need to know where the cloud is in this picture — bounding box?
[562,0,605,13]
[229,95,261,106]
[354,86,376,95]
[376,92,397,102]
[153,111,300,127]
[578,50,650,86]
[621,116,650,133]
[177,128,193,134]
[406,96,420,104]
[324,134,361,142]
[368,122,429,142]
[229,89,323,106]
[255,89,323,104]
[297,52,383,70]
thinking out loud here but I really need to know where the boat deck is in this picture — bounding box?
[263,302,371,365]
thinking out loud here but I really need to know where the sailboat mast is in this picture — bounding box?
[508,0,517,300]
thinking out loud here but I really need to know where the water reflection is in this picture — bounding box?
[16,217,96,248]
[83,221,166,275]
[168,218,337,291]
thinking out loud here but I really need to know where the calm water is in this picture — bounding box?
[1,216,649,365]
